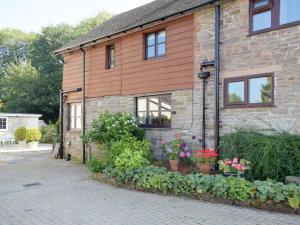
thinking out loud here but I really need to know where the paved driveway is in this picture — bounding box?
[0,151,299,225]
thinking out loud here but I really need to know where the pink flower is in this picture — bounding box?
[232,157,238,164]
[186,152,192,158]
[184,145,188,151]
[232,163,245,171]
[224,161,232,165]
[180,151,185,158]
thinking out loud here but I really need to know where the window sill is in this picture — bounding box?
[248,21,300,36]
[66,129,82,134]
[142,127,172,131]
[222,104,275,110]
[145,55,166,61]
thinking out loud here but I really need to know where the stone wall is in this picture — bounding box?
[195,0,300,147]
[63,89,203,160]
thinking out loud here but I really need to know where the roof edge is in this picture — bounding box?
[54,0,216,55]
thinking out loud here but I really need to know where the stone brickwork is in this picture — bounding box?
[63,89,203,160]
[195,0,300,147]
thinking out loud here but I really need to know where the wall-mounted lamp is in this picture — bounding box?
[198,68,211,80]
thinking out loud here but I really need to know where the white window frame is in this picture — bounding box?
[69,103,82,130]
[0,117,8,131]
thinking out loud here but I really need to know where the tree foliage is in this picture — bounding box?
[0,12,112,123]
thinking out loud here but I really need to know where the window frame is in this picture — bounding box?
[106,44,115,70]
[145,30,166,60]
[68,103,82,130]
[0,117,8,131]
[249,0,300,35]
[136,94,172,128]
[224,73,274,108]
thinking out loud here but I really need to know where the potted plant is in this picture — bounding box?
[14,127,27,148]
[192,148,219,174]
[218,157,251,177]
[25,128,42,149]
[179,143,192,174]
[161,138,181,172]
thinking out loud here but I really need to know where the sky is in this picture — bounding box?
[0,0,153,33]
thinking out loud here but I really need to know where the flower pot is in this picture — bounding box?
[28,141,39,150]
[169,159,179,172]
[199,164,211,174]
[18,140,27,148]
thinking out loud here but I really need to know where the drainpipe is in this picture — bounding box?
[80,45,86,164]
[214,2,221,152]
[58,89,64,159]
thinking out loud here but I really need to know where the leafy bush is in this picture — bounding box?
[219,129,300,181]
[103,166,300,209]
[25,128,42,142]
[87,157,104,173]
[85,112,144,145]
[108,137,151,171]
[40,121,60,143]
[14,127,27,142]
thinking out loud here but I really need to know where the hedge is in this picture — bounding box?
[101,166,300,213]
[219,129,300,181]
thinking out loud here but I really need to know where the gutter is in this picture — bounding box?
[79,45,86,164]
[54,0,216,54]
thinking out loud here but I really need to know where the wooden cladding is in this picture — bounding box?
[62,15,194,99]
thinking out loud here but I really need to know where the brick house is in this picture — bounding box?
[54,0,300,161]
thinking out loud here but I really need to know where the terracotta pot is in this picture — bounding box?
[199,164,211,174]
[169,159,179,172]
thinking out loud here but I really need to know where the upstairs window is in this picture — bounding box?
[250,0,300,34]
[0,117,7,131]
[145,30,166,60]
[136,94,171,128]
[69,103,82,130]
[106,45,115,69]
[224,74,274,107]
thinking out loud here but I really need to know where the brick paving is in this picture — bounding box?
[0,151,299,225]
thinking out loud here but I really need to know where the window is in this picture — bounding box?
[136,94,171,128]
[250,0,300,34]
[106,45,115,69]
[0,117,7,131]
[145,30,166,59]
[224,74,274,107]
[69,103,82,130]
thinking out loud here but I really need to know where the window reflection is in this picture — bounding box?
[280,0,300,25]
[228,81,245,103]
[249,77,272,103]
[253,11,271,31]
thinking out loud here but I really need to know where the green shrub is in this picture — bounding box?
[103,165,300,209]
[40,121,60,143]
[219,129,300,181]
[85,112,144,145]
[25,128,42,142]
[87,157,104,173]
[110,137,151,171]
[14,127,27,142]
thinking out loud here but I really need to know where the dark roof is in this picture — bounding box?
[55,0,215,53]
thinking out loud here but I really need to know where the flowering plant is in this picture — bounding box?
[161,139,181,160]
[192,148,219,165]
[218,157,251,176]
[179,143,193,166]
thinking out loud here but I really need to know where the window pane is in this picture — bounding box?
[76,104,81,117]
[0,118,6,130]
[161,111,171,125]
[138,112,147,124]
[254,0,268,8]
[249,76,272,104]
[149,112,159,125]
[149,96,159,111]
[157,43,166,56]
[137,98,147,111]
[280,0,300,25]
[71,117,75,129]
[228,81,245,103]
[157,30,166,43]
[71,105,75,117]
[147,33,155,46]
[146,46,155,58]
[160,95,171,111]
[253,11,271,31]
[76,117,82,129]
